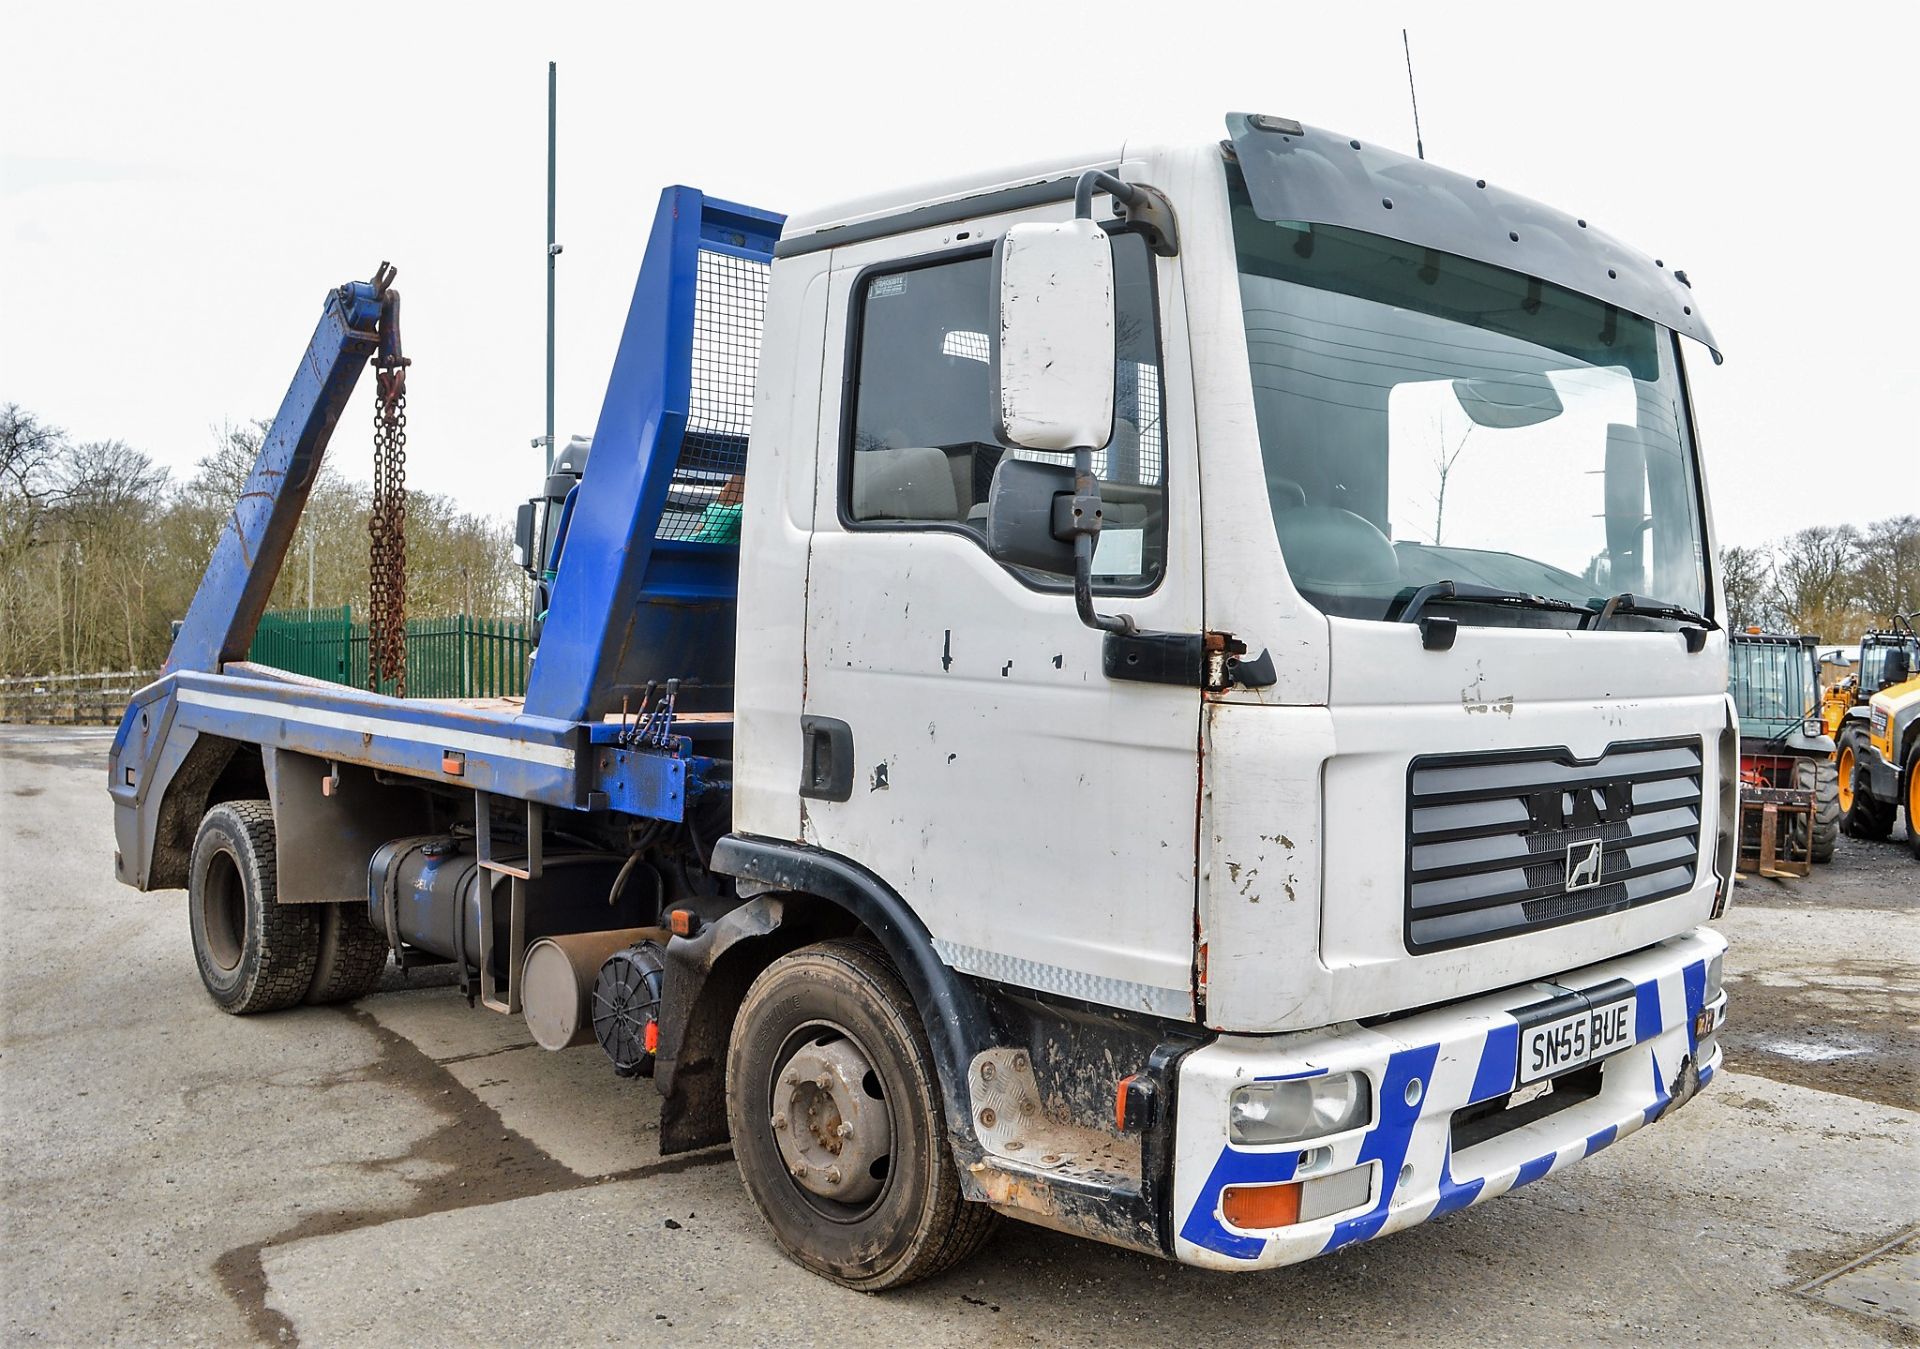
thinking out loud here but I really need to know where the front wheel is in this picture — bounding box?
[1906,742,1920,862]
[725,940,996,1290]
[1837,729,1896,840]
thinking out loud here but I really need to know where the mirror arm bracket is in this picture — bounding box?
[1073,170,1180,256]
[1064,448,1135,635]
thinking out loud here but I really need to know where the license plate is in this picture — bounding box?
[1517,996,1635,1085]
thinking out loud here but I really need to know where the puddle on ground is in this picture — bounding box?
[1721,959,1919,1111]
[1752,1038,1871,1063]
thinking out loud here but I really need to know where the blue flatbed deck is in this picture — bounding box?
[115,663,725,824]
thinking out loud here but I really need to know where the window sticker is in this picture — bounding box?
[1092,528,1144,576]
[869,274,907,300]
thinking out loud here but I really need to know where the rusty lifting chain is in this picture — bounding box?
[369,268,411,697]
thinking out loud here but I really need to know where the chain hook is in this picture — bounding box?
[368,270,410,697]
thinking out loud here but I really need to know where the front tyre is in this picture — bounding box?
[1796,757,1839,863]
[188,801,319,1014]
[1837,729,1895,840]
[726,940,996,1290]
[1906,742,1920,862]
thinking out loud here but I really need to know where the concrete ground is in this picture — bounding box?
[2,724,1915,1347]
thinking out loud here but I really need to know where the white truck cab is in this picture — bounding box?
[732,120,1731,1273]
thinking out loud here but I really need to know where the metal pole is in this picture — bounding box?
[544,60,558,473]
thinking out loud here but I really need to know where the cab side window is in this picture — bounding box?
[844,230,1166,587]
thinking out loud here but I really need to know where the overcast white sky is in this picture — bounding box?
[4,2,1915,547]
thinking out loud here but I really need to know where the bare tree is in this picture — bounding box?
[1718,544,1775,630]
[1429,423,1475,545]
[1,403,64,505]
[1771,524,1864,641]
[1851,514,1920,622]
[0,403,533,679]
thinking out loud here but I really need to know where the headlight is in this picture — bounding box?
[1228,1072,1373,1147]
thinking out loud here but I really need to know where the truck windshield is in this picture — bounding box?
[1228,173,1709,624]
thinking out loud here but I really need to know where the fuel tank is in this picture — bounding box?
[367,836,652,974]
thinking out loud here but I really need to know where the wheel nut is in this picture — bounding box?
[835,1121,853,1138]
[816,1074,833,1091]
[771,1113,788,1131]
[826,1166,842,1184]
[792,1163,808,1178]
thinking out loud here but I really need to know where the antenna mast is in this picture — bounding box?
[1402,29,1426,161]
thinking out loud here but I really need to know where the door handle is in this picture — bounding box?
[799,716,854,802]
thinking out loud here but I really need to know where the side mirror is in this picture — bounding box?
[985,458,1077,575]
[1884,647,1911,688]
[990,218,1116,452]
[513,500,537,573]
[1603,424,1648,597]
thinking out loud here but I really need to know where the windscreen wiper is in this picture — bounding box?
[1590,592,1716,652]
[1394,579,1590,651]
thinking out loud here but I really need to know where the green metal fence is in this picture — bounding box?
[249,606,532,699]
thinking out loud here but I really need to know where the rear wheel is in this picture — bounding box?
[1837,729,1895,840]
[1795,757,1839,863]
[188,801,320,1014]
[726,940,996,1290]
[305,903,391,1004]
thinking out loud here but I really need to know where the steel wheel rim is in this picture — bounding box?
[201,847,247,973]
[766,1019,898,1224]
[1837,747,1856,813]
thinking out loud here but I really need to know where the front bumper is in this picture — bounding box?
[1171,928,1725,1270]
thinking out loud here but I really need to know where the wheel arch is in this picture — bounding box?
[653,835,993,1161]
[142,734,265,890]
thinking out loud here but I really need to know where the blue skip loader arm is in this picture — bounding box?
[110,191,781,896]
[167,267,401,674]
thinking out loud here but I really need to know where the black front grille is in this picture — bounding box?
[1405,737,1704,952]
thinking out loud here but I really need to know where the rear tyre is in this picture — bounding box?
[1795,757,1840,863]
[726,940,997,1290]
[188,801,320,1014]
[305,903,391,1004]
[1837,729,1895,840]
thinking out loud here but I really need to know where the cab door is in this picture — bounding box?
[798,212,1204,1019]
